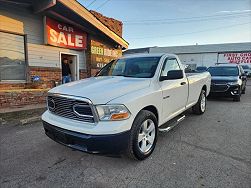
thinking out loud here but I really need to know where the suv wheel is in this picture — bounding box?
[233,88,241,102]
[127,110,158,160]
[233,94,241,102]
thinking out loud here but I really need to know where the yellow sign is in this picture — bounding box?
[91,46,103,55]
[91,46,121,58]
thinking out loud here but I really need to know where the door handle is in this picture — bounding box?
[180,82,186,85]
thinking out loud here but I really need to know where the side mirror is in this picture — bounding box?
[160,70,184,81]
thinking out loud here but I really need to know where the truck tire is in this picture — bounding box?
[241,87,246,94]
[192,89,206,115]
[127,110,158,160]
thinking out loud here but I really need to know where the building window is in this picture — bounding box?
[0,31,26,82]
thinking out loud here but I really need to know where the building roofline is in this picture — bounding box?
[126,42,251,54]
[58,0,129,49]
[154,42,251,49]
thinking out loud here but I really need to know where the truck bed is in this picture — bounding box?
[185,72,209,77]
[185,71,211,107]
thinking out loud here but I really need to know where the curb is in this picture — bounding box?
[20,116,42,126]
[0,116,42,126]
[0,106,46,126]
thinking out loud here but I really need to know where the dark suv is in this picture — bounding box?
[207,64,247,102]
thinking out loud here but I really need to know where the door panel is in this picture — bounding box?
[160,78,188,121]
[160,58,188,122]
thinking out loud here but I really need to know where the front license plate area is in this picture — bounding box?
[54,131,68,144]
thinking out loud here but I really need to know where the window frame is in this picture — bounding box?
[0,29,28,83]
[160,57,182,78]
[239,65,244,75]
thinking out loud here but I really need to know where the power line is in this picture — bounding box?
[96,0,112,10]
[124,14,251,26]
[123,12,251,24]
[127,22,251,40]
[86,0,98,8]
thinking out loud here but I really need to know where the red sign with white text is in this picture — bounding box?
[218,52,251,64]
[45,17,87,50]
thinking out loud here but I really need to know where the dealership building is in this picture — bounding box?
[124,42,251,69]
[0,0,128,108]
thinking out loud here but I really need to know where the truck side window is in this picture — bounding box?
[161,58,181,76]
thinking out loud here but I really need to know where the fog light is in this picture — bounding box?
[233,90,238,94]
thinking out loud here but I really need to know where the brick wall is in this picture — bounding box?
[90,10,123,37]
[0,89,48,108]
[79,69,89,79]
[0,83,26,90]
[29,67,61,82]
[0,67,91,108]
[0,67,60,108]
[91,68,99,76]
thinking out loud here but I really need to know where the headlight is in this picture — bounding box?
[228,81,238,85]
[95,105,130,121]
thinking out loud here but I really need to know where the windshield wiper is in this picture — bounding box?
[123,75,137,77]
[113,74,136,77]
[113,74,125,76]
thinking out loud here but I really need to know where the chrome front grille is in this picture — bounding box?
[47,95,95,123]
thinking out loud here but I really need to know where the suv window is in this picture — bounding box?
[161,58,181,76]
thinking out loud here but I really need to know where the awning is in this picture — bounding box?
[57,0,129,49]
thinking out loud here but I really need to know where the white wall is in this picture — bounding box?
[148,43,251,68]
[177,53,218,67]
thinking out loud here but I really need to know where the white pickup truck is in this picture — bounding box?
[42,53,211,160]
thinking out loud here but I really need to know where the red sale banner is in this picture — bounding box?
[45,17,87,50]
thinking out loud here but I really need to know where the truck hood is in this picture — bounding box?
[49,76,151,104]
[211,76,238,83]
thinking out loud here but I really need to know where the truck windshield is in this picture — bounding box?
[96,57,161,78]
[207,67,238,76]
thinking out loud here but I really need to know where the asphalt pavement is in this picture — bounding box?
[1,83,251,188]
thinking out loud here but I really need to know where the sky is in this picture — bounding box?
[78,0,251,49]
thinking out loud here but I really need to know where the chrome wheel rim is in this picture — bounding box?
[138,119,156,153]
[201,92,206,112]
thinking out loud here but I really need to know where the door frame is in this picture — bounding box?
[59,52,79,81]
[158,57,188,123]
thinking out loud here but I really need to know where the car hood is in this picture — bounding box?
[49,76,151,104]
[211,76,238,83]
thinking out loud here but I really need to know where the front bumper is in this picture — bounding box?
[210,84,240,97]
[43,121,130,154]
